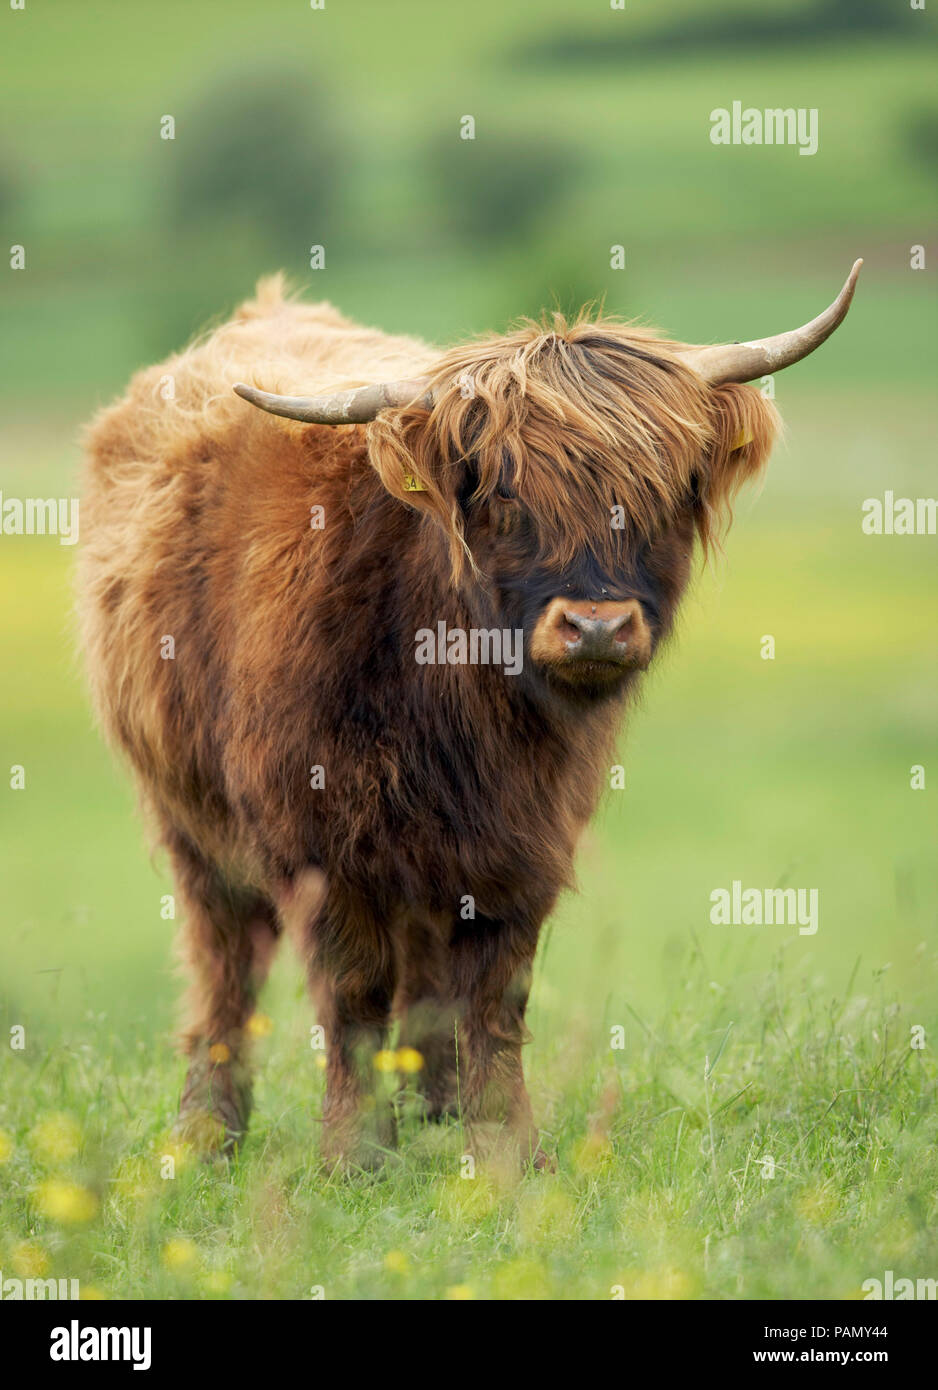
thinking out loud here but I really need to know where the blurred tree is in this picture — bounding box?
[516,0,919,68]
[422,128,578,247]
[902,107,938,172]
[169,64,345,261]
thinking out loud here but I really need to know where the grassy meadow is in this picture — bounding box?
[1,0,936,1300]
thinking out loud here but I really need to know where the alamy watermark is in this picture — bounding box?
[415,622,524,676]
[0,494,79,545]
[710,880,819,936]
[1,1270,80,1299]
[710,102,819,156]
[862,492,937,535]
[862,1270,937,1300]
[49,1321,152,1370]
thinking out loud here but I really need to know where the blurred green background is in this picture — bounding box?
[1,0,936,1227]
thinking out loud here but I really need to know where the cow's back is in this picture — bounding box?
[77,277,437,871]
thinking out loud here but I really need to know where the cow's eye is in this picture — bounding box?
[495,483,518,504]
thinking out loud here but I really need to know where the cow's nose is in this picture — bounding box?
[562,606,632,658]
[558,599,648,662]
[529,597,653,672]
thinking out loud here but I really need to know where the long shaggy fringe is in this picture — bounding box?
[368,310,779,582]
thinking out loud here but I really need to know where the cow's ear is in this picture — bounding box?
[697,382,780,549]
[366,408,471,579]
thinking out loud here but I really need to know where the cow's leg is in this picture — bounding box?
[399,997,460,1120]
[395,914,460,1120]
[450,915,549,1169]
[296,887,397,1169]
[168,831,281,1154]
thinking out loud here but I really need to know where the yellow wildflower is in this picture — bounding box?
[11,1241,49,1277]
[161,1238,199,1271]
[395,1047,424,1074]
[30,1114,82,1162]
[36,1179,98,1224]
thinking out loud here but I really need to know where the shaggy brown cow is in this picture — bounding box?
[78,263,861,1168]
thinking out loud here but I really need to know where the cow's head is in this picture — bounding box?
[235,263,860,699]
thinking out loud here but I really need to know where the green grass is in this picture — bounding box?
[1,952,935,1300]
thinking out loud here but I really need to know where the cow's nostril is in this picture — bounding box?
[530,597,652,675]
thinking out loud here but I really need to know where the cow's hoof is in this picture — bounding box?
[321,1109,397,1175]
[172,1107,233,1159]
[176,1049,251,1158]
[421,1098,460,1124]
[322,1144,391,1177]
[530,1146,557,1173]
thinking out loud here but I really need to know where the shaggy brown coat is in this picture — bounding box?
[79,277,778,1165]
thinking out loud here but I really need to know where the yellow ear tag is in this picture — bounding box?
[731,428,754,451]
[402,474,427,492]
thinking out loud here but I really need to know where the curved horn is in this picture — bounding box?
[233,377,434,424]
[679,260,862,385]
